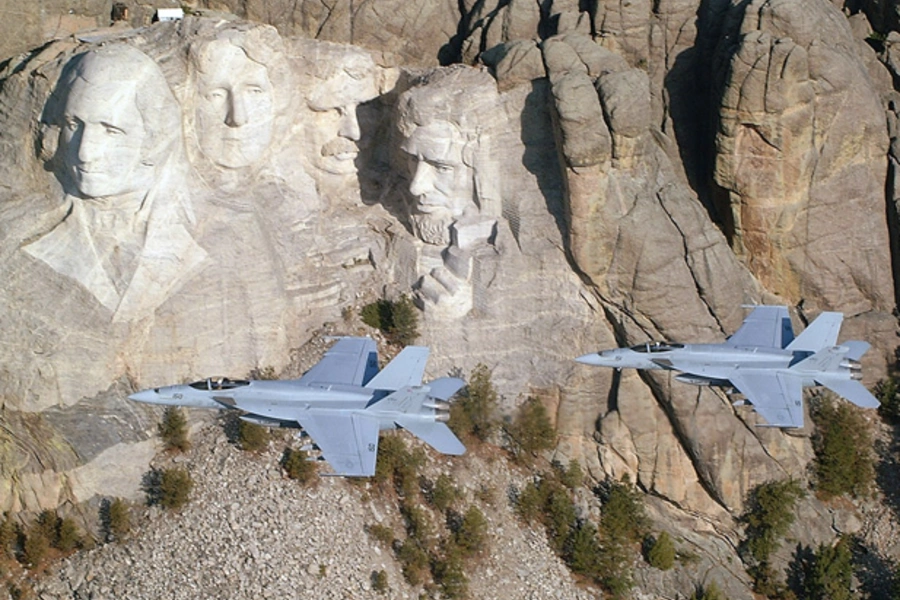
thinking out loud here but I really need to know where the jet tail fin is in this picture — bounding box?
[395,419,466,455]
[365,346,429,391]
[786,312,843,352]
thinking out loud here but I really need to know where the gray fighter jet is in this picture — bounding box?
[576,306,880,428]
[129,337,465,476]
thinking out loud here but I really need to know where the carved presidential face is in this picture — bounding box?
[401,121,475,245]
[62,69,152,199]
[306,59,379,177]
[194,41,275,169]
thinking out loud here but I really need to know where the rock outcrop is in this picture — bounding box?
[1,0,899,596]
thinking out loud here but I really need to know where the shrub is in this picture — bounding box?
[0,512,17,559]
[21,521,50,568]
[360,296,419,346]
[282,448,318,484]
[433,543,469,599]
[560,459,583,490]
[454,506,489,558]
[375,434,424,498]
[366,523,395,546]
[371,569,389,594]
[566,520,602,578]
[597,477,649,546]
[249,366,277,380]
[647,531,676,570]
[508,396,556,460]
[430,474,461,513]
[159,468,193,510]
[690,580,727,600]
[811,397,874,499]
[56,518,81,552]
[515,480,545,524]
[104,498,131,542]
[449,363,497,442]
[396,538,430,586]
[238,420,269,453]
[158,407,190,452]
[388,295,419,346]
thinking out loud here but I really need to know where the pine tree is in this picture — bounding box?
[158,406,190,452]
[805,536,854,600]
[812,397,874,499]
[647,531,676,570]
[508,396,555,459]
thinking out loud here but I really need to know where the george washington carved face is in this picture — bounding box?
[52,46,176,200]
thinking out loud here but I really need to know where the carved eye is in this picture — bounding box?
[433,162,454,174]
[64,117,80,132]
[103,123,126,136]
[206,89,227,101]
[247,85,265,95]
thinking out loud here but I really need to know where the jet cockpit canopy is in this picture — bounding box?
[630,342,684,353]
[189,377,251,391]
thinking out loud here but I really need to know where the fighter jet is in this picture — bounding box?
[576,306,880,428]
[129,337,466,476]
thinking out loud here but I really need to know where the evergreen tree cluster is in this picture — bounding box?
[360,296,419,346]
[448,363,498,443]
[515,471,650,598]
[281,447,319,484]
[367,434,491,598]
[507,396,556,461]
[811,396,874,499]
[739,479,804,595]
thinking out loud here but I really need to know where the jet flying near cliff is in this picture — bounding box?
[130,337,466,476]
[576,306,880,428]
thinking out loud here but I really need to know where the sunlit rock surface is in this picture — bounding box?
[0,2,899,597]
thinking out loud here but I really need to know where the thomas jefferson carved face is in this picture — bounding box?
[193,40,276,169]
[401,121,475,245]
[60,51,159,199]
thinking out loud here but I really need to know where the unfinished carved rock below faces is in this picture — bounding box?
[714,0,894,321]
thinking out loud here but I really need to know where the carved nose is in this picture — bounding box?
[226,91,248,127]
[338,108,360,141]
[409,161,433,197]
[76,124,103,163]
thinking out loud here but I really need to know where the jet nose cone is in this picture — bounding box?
[129,389,160,404]
[576,353,604,366]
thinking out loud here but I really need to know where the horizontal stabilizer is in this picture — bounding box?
[365,346,429,391]
[787,312,842,352]
[395,419,466,455]
[843,340,870,361]
[427,377,465,401]
[818,378,880,409]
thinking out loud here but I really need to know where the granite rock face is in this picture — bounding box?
[0,3,899,598]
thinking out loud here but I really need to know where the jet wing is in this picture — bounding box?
[294,410,380,476]
[296,337,379,387]
[729,369,804,428]
[726,306,793,349]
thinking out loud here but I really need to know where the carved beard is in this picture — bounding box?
[411,212,454,246]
